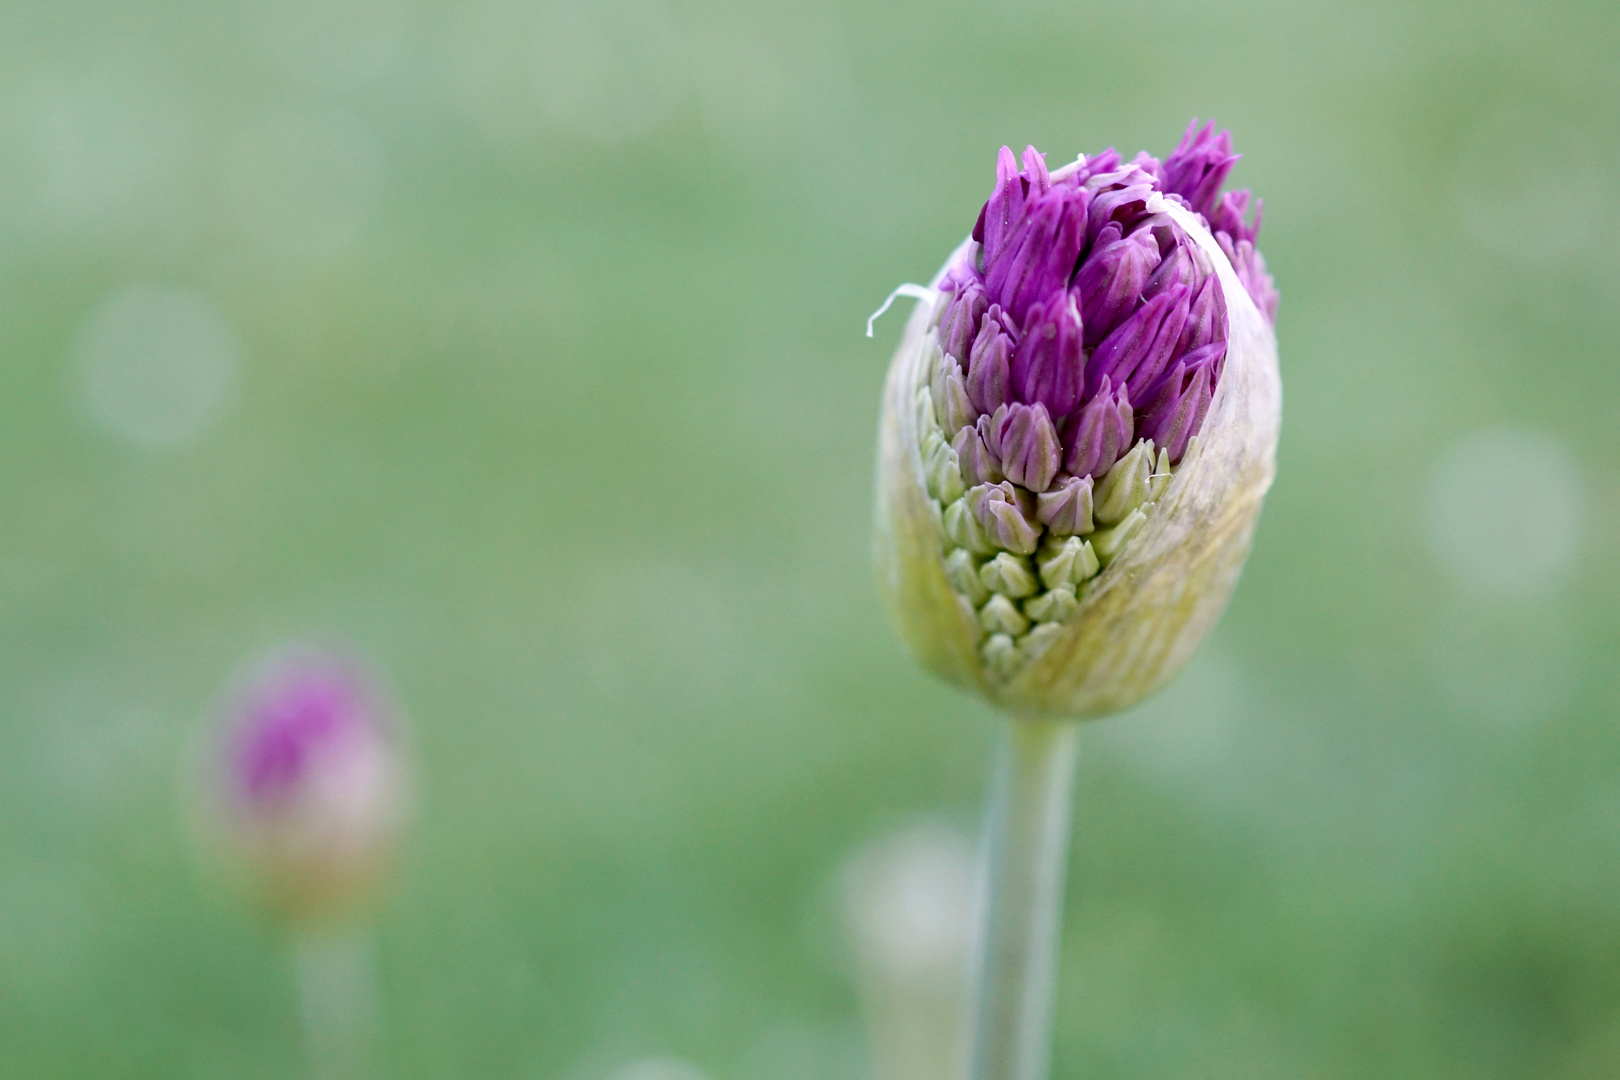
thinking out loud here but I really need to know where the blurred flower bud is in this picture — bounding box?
[873,121,1280,718]
[195,644,411,926]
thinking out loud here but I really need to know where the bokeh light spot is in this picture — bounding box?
[841,822,976,983]
[607,1057,709,1080]
[72,283,240,448]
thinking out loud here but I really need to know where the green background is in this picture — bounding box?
[3,0,1618,1076]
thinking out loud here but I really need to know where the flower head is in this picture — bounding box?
[873,121,1280,718]
[196,643,411,926]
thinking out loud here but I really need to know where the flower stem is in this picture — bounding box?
[967,716,1081,1080]
[294,929,381,1080]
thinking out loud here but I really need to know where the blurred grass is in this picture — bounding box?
[2,0,1619,1077]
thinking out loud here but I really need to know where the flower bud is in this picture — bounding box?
[1093,438,1157,526]
[985,402,1061,493]
[873,122,1280,718]
[194,644,411,926]
[1035,474,1094,536]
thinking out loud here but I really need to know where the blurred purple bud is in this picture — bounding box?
[203,644,410,926]
[1218,231,1280,325]
[1010,293,1085,418]
[1062,377,1133,480]
[1036,474,1095,536]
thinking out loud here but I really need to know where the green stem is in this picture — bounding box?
[967,716,1081,1080]
[294,929,381,1080]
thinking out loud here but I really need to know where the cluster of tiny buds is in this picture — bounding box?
[911,122,1275,681]
[916,328,1173,680]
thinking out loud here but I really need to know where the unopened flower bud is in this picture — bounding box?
[952,424,1005,487]
[1093,439,1157,526]
[965,307,1015,414]
[922,431,966,504]
[965,480,1040,556]
[943,497,994,556]
[1036,535,1100,591]
[939,278,989,364]
[987,402,1061,493]
[979,552,1038,598]
[1023,585,1079,624]
[934,364,977,437]
[979,594,1030,637]
[873,121,1280,717]
[1035,475,1094,536]
[1061,376,1133,479]
[1010,294,1085,419]
[1076,228,1158,347]
[943,548,991,607]
[1090,507,1148,564]
[195,645,411,926]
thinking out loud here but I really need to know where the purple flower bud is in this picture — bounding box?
[1159,119,1240,218]
[1083,168,1157,248]
[1138,351,1217,464]
[1210,187,1260,245]
[983,186,1088,324]
[1087,284,1192,403]
[1009,293,1085,418]
[873,120,1280,707]
[953,422,1005,487]
[1139,240,1196,304]
[1075,227,1159,348]
[965,305,1015,414]
[1218,231,1280,325]
[939,366,977,436]
[1176,273,1225,355]
[965,481,1040,555]
[202,644,410,925]
[1036,474,1095,536]
[987,401,1061,493]
[938,278,988,364]
[1061,376,1133,479]
[973,145,1050,267]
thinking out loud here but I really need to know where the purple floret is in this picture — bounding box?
[229,651,385,805]
[939,121,1276,487]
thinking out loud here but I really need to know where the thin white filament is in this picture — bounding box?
[866,283,938,338]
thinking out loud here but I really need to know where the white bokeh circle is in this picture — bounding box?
[72,284,241,448]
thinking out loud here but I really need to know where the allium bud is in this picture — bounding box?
[194,644,411,925]
[872,121,1280,718]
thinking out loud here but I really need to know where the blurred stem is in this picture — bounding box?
[967,716,1080,1080]
[294,929,381,1080]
